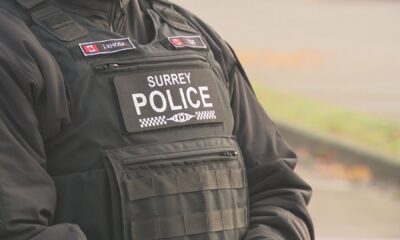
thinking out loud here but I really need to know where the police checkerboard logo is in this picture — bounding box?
[139,116,167,128]
[196,111,217,120]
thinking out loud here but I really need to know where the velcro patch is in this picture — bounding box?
[168,36,207,49]
[79,37,135,56]
[114,68,223,133]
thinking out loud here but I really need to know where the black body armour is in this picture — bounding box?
[13,0,249,239]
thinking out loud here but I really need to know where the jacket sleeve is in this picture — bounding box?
[229,55,315,240]
[0,8,86,240]
[172,5,315,239]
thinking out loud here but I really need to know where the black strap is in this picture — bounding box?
[152,0,198,34]
[16,0,88,42]
[16,0,46,9]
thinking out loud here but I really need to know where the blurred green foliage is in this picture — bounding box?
[254,85,400,160]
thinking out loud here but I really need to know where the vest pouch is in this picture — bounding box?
[105,137,248,240]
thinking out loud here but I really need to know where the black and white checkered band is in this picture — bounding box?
[196,110,217,121]
[139,116,167,128]
[139,111,217,129]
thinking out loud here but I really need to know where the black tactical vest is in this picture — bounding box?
[14,0,249,239]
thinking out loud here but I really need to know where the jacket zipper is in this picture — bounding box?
[93,54,209,73]
[122,147,238,166]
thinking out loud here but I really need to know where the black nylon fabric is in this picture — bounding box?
[120,0,153,44]
[56,0,154,43]
[0,0,314,240]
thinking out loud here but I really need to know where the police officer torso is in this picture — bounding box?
[6,0,249,239]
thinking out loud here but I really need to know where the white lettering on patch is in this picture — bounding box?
[147,72,191,88]
[131,85,212,116]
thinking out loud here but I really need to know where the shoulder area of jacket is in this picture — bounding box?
[0,5,50,95]
[0,4,38,58]
[160,1,238,74]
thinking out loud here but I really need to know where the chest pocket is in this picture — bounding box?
[105,136,248,240]
[93,53,228,134]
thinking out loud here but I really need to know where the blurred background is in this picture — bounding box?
[173,0,400,239]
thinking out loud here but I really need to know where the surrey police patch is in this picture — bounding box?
[114,68,223,133]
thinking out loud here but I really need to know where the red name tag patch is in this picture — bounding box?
[79,37,136,56]
[168,36,207,49]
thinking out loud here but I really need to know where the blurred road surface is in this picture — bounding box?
[173,1,400,239]
[296,159,400,239]
[173,0,400,121]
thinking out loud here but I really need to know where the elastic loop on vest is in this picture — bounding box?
[16,0,46,10]
[125,168,244,201]
[152,1,198,34]
[130,208,247,239]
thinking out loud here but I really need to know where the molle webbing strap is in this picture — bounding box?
[125,169,244,201]
[131,208,247,239]
[152,1,197,34]
[16,0,88,41]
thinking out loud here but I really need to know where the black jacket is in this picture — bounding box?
[0,0,314,239]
